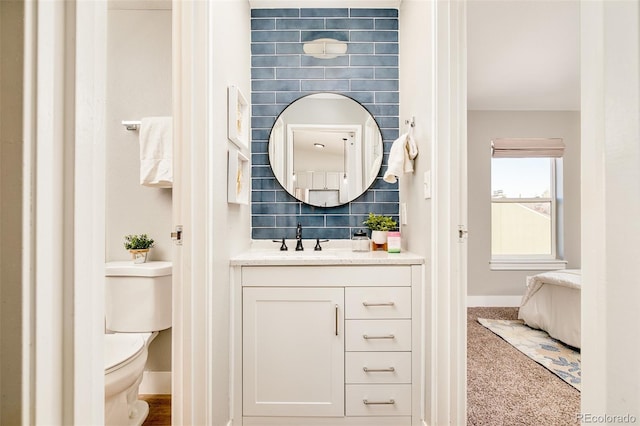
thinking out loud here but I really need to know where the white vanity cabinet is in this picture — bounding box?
[242,287,345,417]
[344,286,413,418]
[230,251,425,426]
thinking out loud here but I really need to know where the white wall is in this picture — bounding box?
[467,111,581,298]
[210,2,252,424]
[399,2,432,261]
[399,0,433,420]
[106,3,173,376]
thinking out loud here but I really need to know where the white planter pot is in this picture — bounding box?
[129,249,150,264]
[371,230,388,245]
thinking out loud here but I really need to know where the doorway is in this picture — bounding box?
[465,1,581,423]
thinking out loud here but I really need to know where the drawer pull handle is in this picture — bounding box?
[363,366,395,373]
[362,301,395,307]
[335,305,339,336]
[363,399,395,405]
[363,334,395,340]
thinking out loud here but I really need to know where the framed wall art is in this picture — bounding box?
[228,85,249,150]
[228,146,249,205]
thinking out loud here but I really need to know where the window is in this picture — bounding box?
[490,138,567,270]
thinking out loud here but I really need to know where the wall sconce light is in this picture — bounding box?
[303,38,348,59]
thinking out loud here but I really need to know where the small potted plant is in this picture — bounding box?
[124,233,155,264]
[363,213,398,246]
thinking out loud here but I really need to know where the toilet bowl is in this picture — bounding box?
[104,333,155,426]
[104,261,171,426]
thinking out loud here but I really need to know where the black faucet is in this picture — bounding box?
[272,238,288,251]
[314,238,329,251]
[295,223,304,251]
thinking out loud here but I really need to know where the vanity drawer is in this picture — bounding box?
[345,287,411,319]
[346,320,411,352]
[345,384,412,417]
[346,352,411,384]
[241,265,412,287]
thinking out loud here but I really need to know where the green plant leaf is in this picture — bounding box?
[124,233,155,250]
[362,213,398,231]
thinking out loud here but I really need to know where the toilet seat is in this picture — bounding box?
[104,333,147,374]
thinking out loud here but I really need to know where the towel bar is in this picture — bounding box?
[122,120,141,131]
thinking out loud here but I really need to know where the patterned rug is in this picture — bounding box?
[477,318,581,391]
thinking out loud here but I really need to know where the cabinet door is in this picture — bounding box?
[325,172,341,190]
[243,287,344,417]
[295,171,312,189]
[311,171,326,189]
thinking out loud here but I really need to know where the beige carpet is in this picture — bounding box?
[467,307,580,426]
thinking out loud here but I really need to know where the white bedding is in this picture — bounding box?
[518,269,581,349]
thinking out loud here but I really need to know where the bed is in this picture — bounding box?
[518,269,581,349]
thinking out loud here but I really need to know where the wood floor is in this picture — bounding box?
[140,394,171,426]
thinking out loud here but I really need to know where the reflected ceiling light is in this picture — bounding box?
[313,143,325,149]
[303,38,348,59]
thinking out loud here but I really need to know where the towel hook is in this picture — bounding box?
[404,116,415,128]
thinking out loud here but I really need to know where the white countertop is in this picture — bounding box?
[230,241,425,266]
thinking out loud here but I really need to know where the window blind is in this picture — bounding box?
[491,138,565,158]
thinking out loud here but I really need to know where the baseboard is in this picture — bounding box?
[467,295,522,307]
[139,371,171,394]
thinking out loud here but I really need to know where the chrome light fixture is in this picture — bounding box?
[303,38,348,59]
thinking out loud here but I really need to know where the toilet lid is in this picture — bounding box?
[104,333,146,372]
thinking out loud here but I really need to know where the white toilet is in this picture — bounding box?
[104,261,172,426]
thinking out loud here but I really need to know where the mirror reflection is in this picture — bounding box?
[268,93,384,207]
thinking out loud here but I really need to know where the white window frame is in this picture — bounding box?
[490,158,567,270]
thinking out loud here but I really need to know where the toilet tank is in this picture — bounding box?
[105,261,172,332]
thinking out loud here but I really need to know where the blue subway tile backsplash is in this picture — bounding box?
[277,18,325,30]
[350,30,398,42]
[300,8,349,18]
[301,30,350,42]
[350,9,399,18]
[251,8,400,240]
[251,8,300,18]
[326,18,375,30]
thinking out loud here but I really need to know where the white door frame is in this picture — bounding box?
[171,0,213,424]
[22,1,106,424]
[429,1,467,425]
[580,0,640,416]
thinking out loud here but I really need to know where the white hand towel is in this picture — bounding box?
[383,128,418,184]
[139,117,173,188]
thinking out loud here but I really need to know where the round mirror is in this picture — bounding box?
[268,93,384,208]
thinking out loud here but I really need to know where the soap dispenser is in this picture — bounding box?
[351,229,370,252]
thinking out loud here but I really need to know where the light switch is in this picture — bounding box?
[401,202,408,225]
[424,171,431,199]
